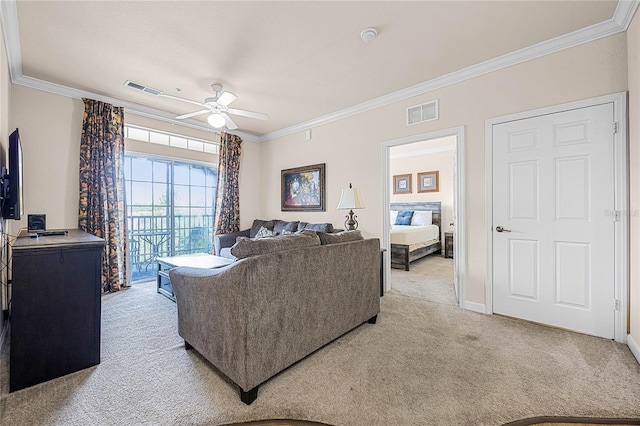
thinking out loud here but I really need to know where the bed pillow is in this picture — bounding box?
[395,211,414,225]
[390,210,399,224]
[411,210,433,226]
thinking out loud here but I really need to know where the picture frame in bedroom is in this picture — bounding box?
[418,170,439,193]
[393,174,412,194]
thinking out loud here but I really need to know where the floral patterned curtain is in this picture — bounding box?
[79,98,128,293]
[214,132,242,239]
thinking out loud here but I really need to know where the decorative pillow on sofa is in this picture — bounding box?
[297,222,334,233]
[317,230,363,245]
[254,225,276,239]
[395,211,414,225]
[273,220,299,235]
[231,229,321,259]
[250,219,275,238]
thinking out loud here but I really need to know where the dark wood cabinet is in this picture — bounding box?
[10,230,104,392]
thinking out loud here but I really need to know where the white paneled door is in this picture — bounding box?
[492,103,616,339]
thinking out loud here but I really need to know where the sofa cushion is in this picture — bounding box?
[273,220,299,235]
[395,211,414,225]
[297,222,334,233]
[231,229,320,259]
[254,225,276,239]
[317,230,363,245]
[250,219,275,238]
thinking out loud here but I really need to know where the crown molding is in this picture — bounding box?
[259,0,639,143]
[10,74,261,142]
[0,0,22,82]
[1,0,638,145]
[614,0,640,29]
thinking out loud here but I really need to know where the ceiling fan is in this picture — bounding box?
[124,81,268,130]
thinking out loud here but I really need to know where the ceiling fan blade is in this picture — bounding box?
[159,93,206,108]
[217,91,237,107]
[227,108,268,120]
[175,109,210,120]
[221,113,238,130]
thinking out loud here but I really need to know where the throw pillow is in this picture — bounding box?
[297,222,334,233]
[317,230,363,245]
[230,229,320,259]
[411,210,433,226]
[395,211,414,225]
[254,225,276,239]
[273,220,299,235]
[250,219,274,238]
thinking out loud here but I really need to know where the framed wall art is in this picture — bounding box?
[393,174,412,194]
[281,163,326,211]
[418,170,439,193]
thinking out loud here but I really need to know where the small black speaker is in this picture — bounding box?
[28,214,46,232]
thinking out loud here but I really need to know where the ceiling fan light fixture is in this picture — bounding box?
[207,113,227,128]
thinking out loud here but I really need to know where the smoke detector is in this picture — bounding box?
[360,27,378,43]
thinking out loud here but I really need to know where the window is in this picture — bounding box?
[124,125,219,154]
[125,155,218,282]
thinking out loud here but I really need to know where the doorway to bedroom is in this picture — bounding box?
[382,127,465,308]
[389,136,455,305]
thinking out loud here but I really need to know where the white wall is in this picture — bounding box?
[9,85,263,233]
[627,11,640,347]
[260,32,628,305]
[10,85,83,232]
[0,15,11,335]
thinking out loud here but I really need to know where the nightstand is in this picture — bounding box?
[444,232,454,258]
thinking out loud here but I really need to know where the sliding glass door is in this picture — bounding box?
[124,155,217,281]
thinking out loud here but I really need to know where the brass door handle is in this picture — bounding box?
[495,226,511,233]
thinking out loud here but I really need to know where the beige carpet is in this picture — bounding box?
[1,280,640,425]
[390,253,457,305]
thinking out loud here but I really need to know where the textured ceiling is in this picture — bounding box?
[13,1,619,137]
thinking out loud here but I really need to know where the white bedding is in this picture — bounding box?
[390,224,440,246]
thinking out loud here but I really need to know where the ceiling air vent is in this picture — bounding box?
[407,100,438,126]
[124,80,163,96]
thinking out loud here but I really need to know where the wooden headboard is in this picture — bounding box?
[389,201,442,230]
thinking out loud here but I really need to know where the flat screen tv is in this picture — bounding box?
[3,128,23,220]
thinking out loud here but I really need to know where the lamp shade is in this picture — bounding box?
[337,185,366,210]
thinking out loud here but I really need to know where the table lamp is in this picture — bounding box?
[337,183,366,230]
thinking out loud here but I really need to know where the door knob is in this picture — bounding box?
[495,226,511,233]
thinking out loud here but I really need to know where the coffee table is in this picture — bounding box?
[157,253,234,301]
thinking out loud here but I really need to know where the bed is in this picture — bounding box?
[390,202,442,271]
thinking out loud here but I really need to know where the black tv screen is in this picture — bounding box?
[3,128,23,220]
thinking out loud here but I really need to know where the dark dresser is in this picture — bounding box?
[10,229,105,392]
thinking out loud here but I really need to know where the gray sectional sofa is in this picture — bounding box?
[169,229,380,404]
[213,218,336,259]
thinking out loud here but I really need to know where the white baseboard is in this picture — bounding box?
[464,301,487,314]
[628,333,640,365]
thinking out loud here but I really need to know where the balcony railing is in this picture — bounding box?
[128,214,214,281]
